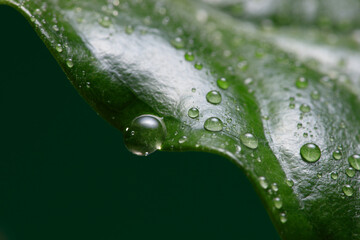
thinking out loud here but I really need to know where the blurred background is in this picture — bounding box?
[0,6,279,240]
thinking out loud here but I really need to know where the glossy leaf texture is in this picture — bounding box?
[1,0,360,239]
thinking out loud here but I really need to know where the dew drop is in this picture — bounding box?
[52,24,59,32]
[124,115,166,156]
[125,25,134,34]
[280,213,287,223]
[240,133,258,149]
[55,44,63,53]
[273,197,283,209]
[271,183,279,192]
[191,88,196,93]
[300,104,311,113]
[99,16,111,28]
[297,123,303,129]
[185,52,194,62]
[259,176,268,189]
[317,172,322,178]
[286,179,294,187]
[332,150,342,160]
[204,117,223,132]
[178,136,188,144]
[188,107,199,119]
[217,77,229,90]
[171,37,184,49]
[300,143,321,163]
[348,154,360,170]
[206,90,222,104]
[331,172,338,180]
[346,167,356,178]
[311,90,320,100]
[66,58,74,68]
[194,62,203,70]
[296,77,308,89]
[289,103,295,109]
[342,185,354,196]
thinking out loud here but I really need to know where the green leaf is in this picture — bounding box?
[1,0,360,239]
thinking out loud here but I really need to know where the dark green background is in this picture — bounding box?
[0,6,279,240]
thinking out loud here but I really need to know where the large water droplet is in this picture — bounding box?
[342,185,354,196]
[273,197,282,209]
[217,77,229,90]
[188,107,199,119]
[240,133,258,149]
[346,167,356,178]
[333,150,342,160]
[348,154,360,170]
[124,115,166,156]
[204,117,223,132]
[66,58,74,68]
[300,143,321,163]
[206,90,222,104]
[55,44,63,53]
[259,176,268,189]
[296,77,308,89]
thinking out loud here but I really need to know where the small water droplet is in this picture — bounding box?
[259,176,268,189]
[124,115,166,156]
[303,133,308,138]
[271,183,278,192]
[300,143,321,163]
[300,104,311,113]
[194,62,203,70]
[289,103,295,109]
[297,123,303,129]
[346,167,356,178]
[55,44,63,53]
[188,107,199,119]
[178,136,188,144]
[217,77,229,90]
[296,77,308,89]
[206,90,222,104]
[342,185,354,196]
[125,25,134,34]
[311,90,320,100]
[348,154,360,170]
[286,179,294,187]
[99,16,111,28]
[333,150,342,160]
[185,52,194,62]
[317,172,322,178]
[331,172,338,180]
[191,88,196,93]
[240,133,258,149]
[273,197,282,209]
[66,58,74,68]
[280,213,287,223]
[171,37,184,49]
[52,24,59,32]
[204,117,223,132]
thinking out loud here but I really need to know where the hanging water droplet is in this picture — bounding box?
[240,133,258,149]
[342,185,354,196]
[185,52,194,62]
[346,167,356,178]
[280,213,287,223]
[300,143,321,163]
[300,104,311,113]
[331,172,338,180]
[273,197,283,209]
[333,150,342,160]
[188,107,199,119]
[171,37,184,49]
[217,77,229,90]
[296,77,308,89]
[204,117,223,132]
[55,44,63,53]
[348,154,360,170]
[124,115,166,156]
[206,90,222,104]
[311,90,320,100]
[259,176,268,189]
[66,58,74,68]
[194,62,203,70]
[286,179,294,187]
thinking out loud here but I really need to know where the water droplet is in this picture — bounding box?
[204,117,223,132]
[188,107,199,119]
[346,167,356,178]
[171,37,184,49]
[342,185,354,196]
[289,103,295,109]
[333,150,342,160]
[348,154,360,170]
[178,136,188,144]
[273,197,282,209]
[317,172,322,178]
[55,44,63,53]
[125,25,134,34]
[185,52,194,62]
[66,58,74,68]
[280,213,287,223]
[206,90,222,104]
[300,143,321,163]
[296,77,308,89]
[331,172,338,180]
[194,62,203,70]
[300,104,311,113]
[52,24,59,32]
[240,133,258,149]
[217,77,229,90]
[303,133,308,138]
[124,115,166,156]
[99,16,111,28]
[30,16,36,22]
[286,179,294,187]
[191,88,196,93]
[297,123,303,129]
[311,90,320,100]
[271,183,278,192]
[259,176,268,189]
